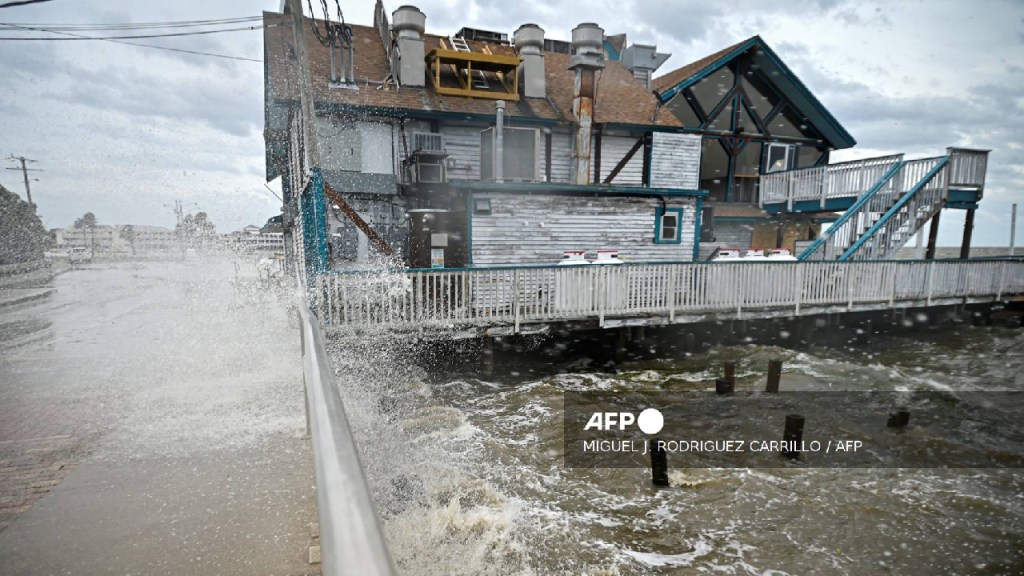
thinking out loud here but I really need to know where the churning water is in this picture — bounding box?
[327,316,1024,575]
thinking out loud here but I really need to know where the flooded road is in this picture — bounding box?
[330,320,1024,575]
[0,258,315,575]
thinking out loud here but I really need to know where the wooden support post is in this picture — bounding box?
[723,362,736,389]
[926,211,941,260]
[615,327,627,363]
[960,209,975,260]
[715,378,734,395]
[887,410,910,428]
[685,332,696,353]
[650,438,669,487]
[856,320,872,345]
[782,414,804,460]
[766,360,782,393]
[482,335,494,378]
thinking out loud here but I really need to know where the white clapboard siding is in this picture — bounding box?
[650,132,702,189]
[598,134,644,185]
[549,129,573,183]
[471,194,696,265]
[440,124,483,181]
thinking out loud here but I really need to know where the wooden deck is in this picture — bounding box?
[314,258,1024,336]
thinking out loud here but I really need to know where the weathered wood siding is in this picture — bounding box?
[598,134,644,185]
[550,129,573,183]
[471,194,697,265]
[439,124,483,181]
[650,132,702,189]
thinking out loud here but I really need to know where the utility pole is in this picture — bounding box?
[6,155,42,205]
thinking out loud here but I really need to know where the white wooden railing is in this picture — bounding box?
[760,154,903,210]
[314,259,1024,331]
[947,147,989,192]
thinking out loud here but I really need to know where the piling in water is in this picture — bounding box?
[716,378,734,395]
[782,414,805,460]
[482,335,494,377]
[723,361,736,389]
[887,410,910,428]
[650,438,669,487]
[766,360,782,393]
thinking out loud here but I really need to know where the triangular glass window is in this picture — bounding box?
[735,98,763,135]
[707,98,734,132]
[769,106,818,140]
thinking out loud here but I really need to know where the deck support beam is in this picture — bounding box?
[960,209,975,259]
[926,211,941,260]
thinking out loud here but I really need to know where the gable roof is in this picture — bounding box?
[652,36,856,149]
[262,12,680,128]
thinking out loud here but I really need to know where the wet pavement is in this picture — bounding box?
[0,257,316,575]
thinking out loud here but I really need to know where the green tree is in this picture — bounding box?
[74,212,97,229]
[74,212,98,257]
[119,224,138,256]
[0,184,48,265]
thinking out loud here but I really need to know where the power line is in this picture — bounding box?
[1,16,262,31]
[0,0,53,9]
[0,23,269,40]
[0,22,264,62]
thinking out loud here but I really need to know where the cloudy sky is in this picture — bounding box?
[0,0,1021,246]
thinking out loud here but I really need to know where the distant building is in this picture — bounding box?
[59,224,178,256]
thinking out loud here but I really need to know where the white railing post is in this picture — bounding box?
[996,260,1006,301]
[512,268,521,333]
[597,266,606,327]
[795,263,803,315]
[926,261,935,306]
[668,265,677,322]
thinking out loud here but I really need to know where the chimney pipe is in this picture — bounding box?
[392,5,426,87]
[495,100,505,183]
[513,24,545,98]
[568,23,604,186]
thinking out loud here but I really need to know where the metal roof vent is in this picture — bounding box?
[514,24,545,98]
[392,5,426,87]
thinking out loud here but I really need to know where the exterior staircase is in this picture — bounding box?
[759,148,989,261]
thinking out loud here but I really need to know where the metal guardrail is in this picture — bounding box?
[298,298,396,576]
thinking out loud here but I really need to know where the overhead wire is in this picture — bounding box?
[0,16,263,31]
[0,0,53,9]
[0,22,264,62]
[0,22,268,40]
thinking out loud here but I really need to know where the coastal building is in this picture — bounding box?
[263,1,986,270]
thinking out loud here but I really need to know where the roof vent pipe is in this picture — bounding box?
[392,5,426,87]
[513,24,545,98]
[568,23,604,185]
[495,100,505,183]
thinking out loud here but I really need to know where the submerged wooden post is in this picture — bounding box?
[684,332,696,352]
[715,378,734,395]
[615,327,627,362]
[723,361,736,388]
[887,410,910,428]
[766,360,782,393]
[782,414,805,460]
[650,438,669,487]
[482,335,494,378]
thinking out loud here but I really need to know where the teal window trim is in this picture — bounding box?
[654,207,685,244]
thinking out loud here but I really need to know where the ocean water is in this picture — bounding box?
[328,321,1024,575]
